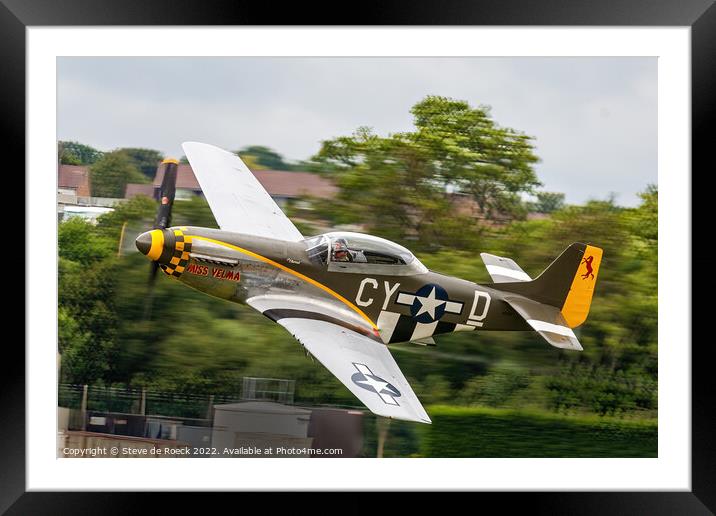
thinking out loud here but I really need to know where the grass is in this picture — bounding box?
[414,405,657,458]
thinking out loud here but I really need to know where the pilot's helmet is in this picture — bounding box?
[332,239,349,260]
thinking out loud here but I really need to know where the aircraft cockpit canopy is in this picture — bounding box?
[303,232,427,275]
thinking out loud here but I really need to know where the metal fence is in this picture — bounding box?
[59,377,297,420]
[241,377,295,404]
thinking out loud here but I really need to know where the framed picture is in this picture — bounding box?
[10,0,712,511]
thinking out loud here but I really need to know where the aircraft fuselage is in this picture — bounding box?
[143,226,531,345]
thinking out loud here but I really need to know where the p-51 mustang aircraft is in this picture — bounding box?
[136,142,603,424]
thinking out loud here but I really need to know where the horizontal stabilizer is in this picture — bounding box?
[480,253,532,283]
[503,295,583,351]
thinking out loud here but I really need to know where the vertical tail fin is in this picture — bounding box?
[492,243,603,328]
[560,245,603,327]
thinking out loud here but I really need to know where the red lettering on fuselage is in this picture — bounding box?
[211,267,241,282]
[186,263,209,276]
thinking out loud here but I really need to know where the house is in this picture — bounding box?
[250,169,338,206]
[58,164,126,223]
[58,164,91,197]
[124,183,155,199]
[125,163,338,207]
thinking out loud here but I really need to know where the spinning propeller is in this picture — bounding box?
[135,158,178,317]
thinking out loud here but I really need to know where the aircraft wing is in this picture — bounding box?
[182,141,304,242]
[247,297,431,424]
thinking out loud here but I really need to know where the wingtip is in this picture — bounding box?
[181,141,218,151]
[182,141,238,159]
[181,141,206,151]
[407,407,432,424]
[379,411,431,424]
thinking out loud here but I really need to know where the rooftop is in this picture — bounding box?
[58,164,91,196]
[124,183,155,199]
[152,163,338,199]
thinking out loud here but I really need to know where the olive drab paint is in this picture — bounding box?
[137,225,601,347]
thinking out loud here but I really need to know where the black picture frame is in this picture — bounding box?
[8,0,713,512]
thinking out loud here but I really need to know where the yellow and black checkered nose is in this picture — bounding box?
[159,228,193,277]
[135,228,193,278]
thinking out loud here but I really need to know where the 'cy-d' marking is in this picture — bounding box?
[191,235,377,330]
[357,278,466,324]
[395,283,463,324]
[466,290,491,327]
[355,278,401,310]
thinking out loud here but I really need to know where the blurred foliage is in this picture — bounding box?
[115,147,165,179]
[58,98,657,457]
[417,405,657,457]
[457,364,531,407]
[58,142,164,181]
[529,191,566,214]
[59,141,104,166]
[89,151,148,198]
[237,145,294,170]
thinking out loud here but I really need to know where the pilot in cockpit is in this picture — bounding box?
[331,238,367,263]
[332,239,351,262]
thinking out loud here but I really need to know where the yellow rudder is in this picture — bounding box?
[560,245,603,328]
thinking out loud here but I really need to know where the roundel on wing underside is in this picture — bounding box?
[351,371,401,398]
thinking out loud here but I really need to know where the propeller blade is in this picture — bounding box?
[144,158,178,319]
[143,261,160,318]
[154,158,178,229]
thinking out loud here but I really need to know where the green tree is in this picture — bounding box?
[89,151,148,198]
[58,218,119,383]
[59,256,121,384]
[58,217,115,265]
[58,306,90,356]
[311,96,541,250]
[237,154,266,170]
[59,150,81,166]
[408,96,540,219]
[237,145,293,170]
[172,195,219,228]
[94,196,157,240]
[531,191,566,213]
[628,184,657,246]
[58,141,103,165]
[458,365,531,407]
[116,148,165,179]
